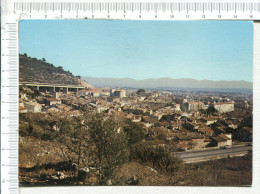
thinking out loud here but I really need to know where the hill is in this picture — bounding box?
[19,54,85,86]
[82,76,253,92]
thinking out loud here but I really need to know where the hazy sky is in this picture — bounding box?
[19,20,253,82]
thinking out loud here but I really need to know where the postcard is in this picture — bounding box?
[18,20,253,189]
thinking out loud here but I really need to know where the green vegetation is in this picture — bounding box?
[131,143,182,173]
[199,106,217,116]
[123,122,145,145]
[19,112,184,185]
[86,114,129,184]
[19,111,252,186]
[136,89,145,95]
[19,54,79,85]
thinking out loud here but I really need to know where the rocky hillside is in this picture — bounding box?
[19,54,80,85]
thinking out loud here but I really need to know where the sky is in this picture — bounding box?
[19,20,253,82]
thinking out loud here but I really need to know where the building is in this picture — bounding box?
[87,89,110,97]
[191,138,208,150]
[183,122,199,131]
[53,92,60,99]
[197,127,214,136]
[185,101,204,111]
[211,136,227,147]
[19,106,28,113]
[24,102,42,113]
[219,134,232,146]
[110,89,126,98]
[211,134,232,147]
[176,134,193,151]
[77,90,88,96]
[132,115,142,123]
[201,117,218,125]
[89,103,106,113]
[46,98,62,106]
[213,102,234,113]
[173,104,181,111]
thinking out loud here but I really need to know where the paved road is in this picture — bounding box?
[172,145,252,161]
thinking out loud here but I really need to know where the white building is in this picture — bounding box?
[174,104,181,111]
[213,102,234,113]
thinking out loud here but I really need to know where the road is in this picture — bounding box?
[172,145,252,163]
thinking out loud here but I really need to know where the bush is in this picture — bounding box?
[131,143,182,173]
[123,122,145,145]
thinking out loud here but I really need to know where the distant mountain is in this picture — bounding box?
[19,54,93,88]
[82,76,253,91]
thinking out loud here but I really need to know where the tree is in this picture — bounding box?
[31,88,40,98]
[54,115,90,172]
[123,122,145,145]
[136,89,145,95]
[57,66,64,71]
[207,106,217,116]
[199,109,207,115]
[180,103,188,112]
[87,113,129,184]
[42,58,46,62]
[54,113,129,184]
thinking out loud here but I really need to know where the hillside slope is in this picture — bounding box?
[19,54,80,85]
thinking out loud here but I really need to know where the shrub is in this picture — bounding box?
[131,143,182,173]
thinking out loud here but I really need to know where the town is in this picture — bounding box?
[19,81,253,153]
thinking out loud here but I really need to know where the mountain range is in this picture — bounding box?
[82,76,253,92]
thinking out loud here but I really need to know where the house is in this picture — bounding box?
[24,101,42,113]
[46,98,62,106]
[176,134,193,151]
[53,92,60,99]
[89,103,106,113]
[19,106,28,113]
[154,121,171,128]
[142,116,157,127]
[20,93,28,100]
[191,138,207,150]
[225,119,238,129]
[19,101,28,113]
[171,122,180,130]
[201,117,218,125]
[219,134,232,146]
[211,136,227,147]
[183,122,199,131]
[132,115,142,123]
[211,134,232,147]
[173,104,181,111]
[197,127,214,136]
